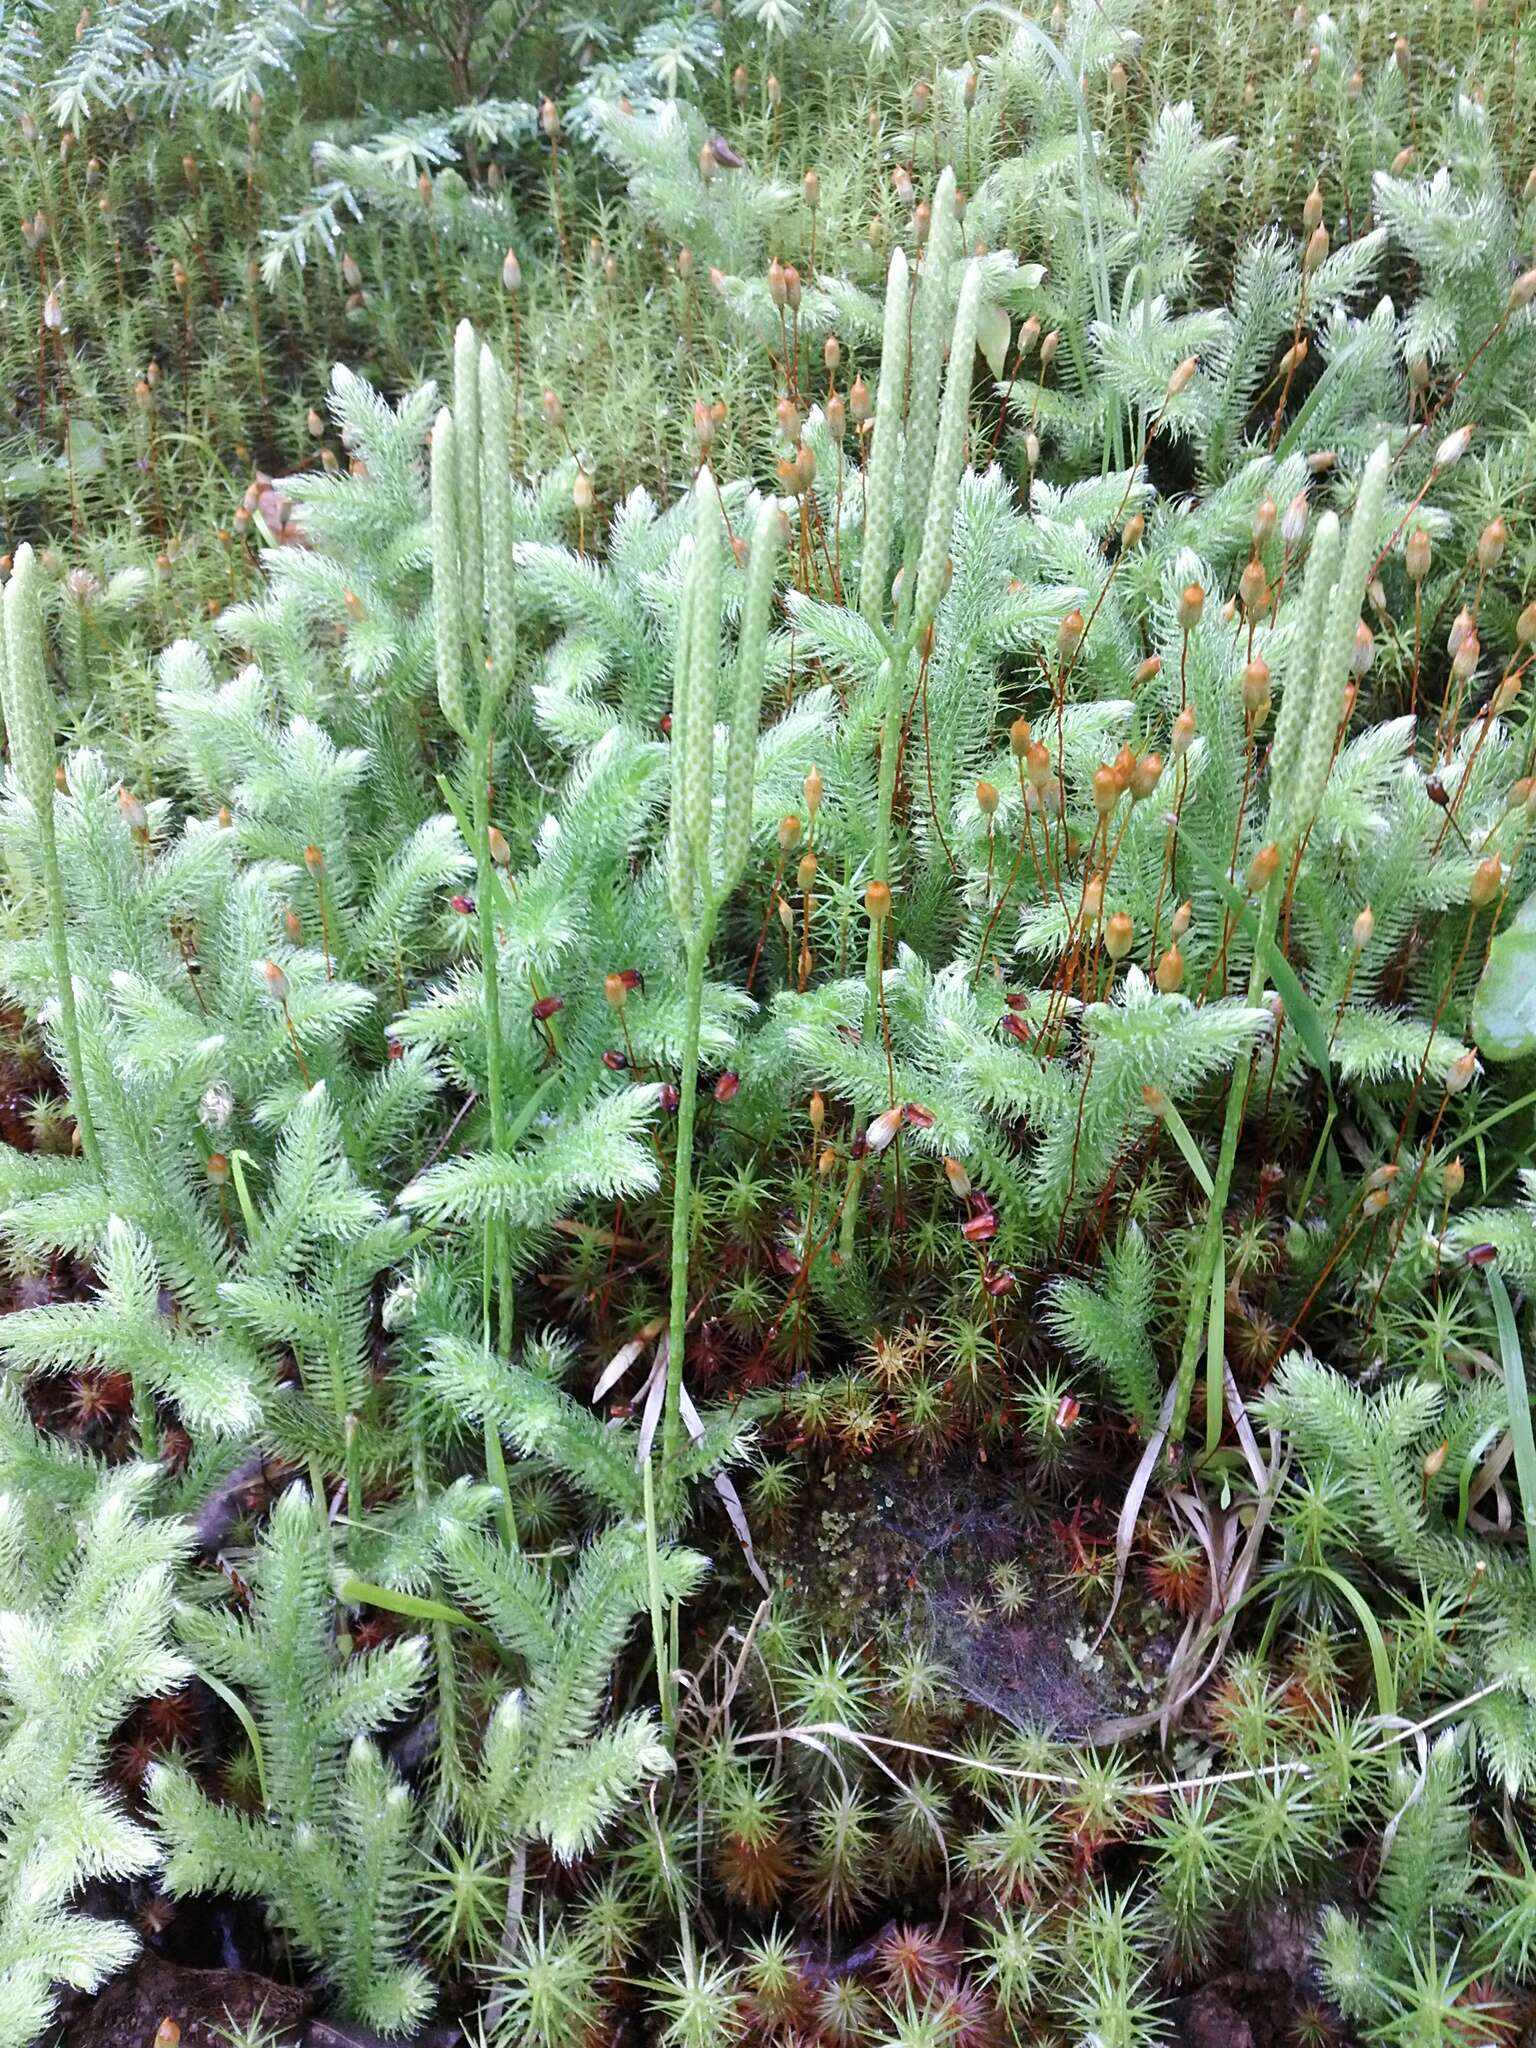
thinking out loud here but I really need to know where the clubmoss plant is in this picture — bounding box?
[659,473,780,1539]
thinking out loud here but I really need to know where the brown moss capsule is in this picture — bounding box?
[1178,582,1205,631]
[1444,1157,1465,1198]
[1351,620,1376,678]
[1469,857,1504,908]
[804,765,823,820]
[1134,655,1162,688]
[1172,707,1197,758]
[1130,752,1163,801]
[1477,516,1507,572]
[796,851,818,892]
[865,880,891,922]
[261,959,290,1002]
[1352,904,1374,951]
[1092,765,1119,817]
[1405,527,1431,582]
[304,843,325,875]
[1057,608,1085,657]
[118,789,149,842]
[206,1152,230,1186]
[1242,656,1272,718]
[1010,716,1031,757]
[1171,899,1192,938]
[1165,353,1197,397]
[1253,497,1277,546]
[1121,512,1145,549]
[1105,911,1134,960]
[1445,1051,1478,1095]
[1239,558,1270,615]
[1154,945,1184,993]
[487,826,511,868]
[778,815,802,853]
[803,169,820,210]
[976,778,1000,816]
[1246,843,1280,893]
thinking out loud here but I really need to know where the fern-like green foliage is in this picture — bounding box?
[442,1521,705,1859]
[0,1392,191,2048]
[1263,1353,1536,1794]
[148,1486,432,2034]
[1048,1227,1163,1432]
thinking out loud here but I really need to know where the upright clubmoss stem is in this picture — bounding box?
[473,723,522,1552]
[643,1457,674,1740]
[1,550,102,1181]
[36,803,101,1176]
[652,478,777,1724]
[1169,875,1281,1446]
[433,363,521,1550]
[865,654,907,1022]
[662,922,713,1491]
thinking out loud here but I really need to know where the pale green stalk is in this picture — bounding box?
[453,318,484,626]
[860,247,911,636]
[432,383,517,1546]
[1168,874,1280,1443]
[655,486,778,1723]
[897,168,960,607]
[0,548,101,1181]
[865,256,983,1023]
[1172,445,1390,1448]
